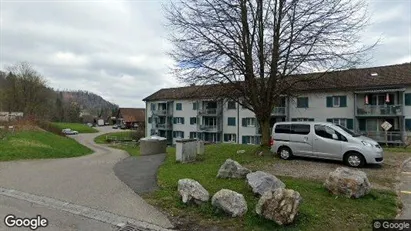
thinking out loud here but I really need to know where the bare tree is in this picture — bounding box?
[165,0,374,145]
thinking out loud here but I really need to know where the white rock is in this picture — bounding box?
[178,179,209,204]
[324,167,371,198]
[217,159,251,179]
[246,171,285,196]
[211,189,248,217]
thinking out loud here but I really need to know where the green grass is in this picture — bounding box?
[144,144,398,231]
[0,131,93,161]
[383,146,411,153]
[108,143,141,156]
[94,131,134,144]
[52,122,98,133]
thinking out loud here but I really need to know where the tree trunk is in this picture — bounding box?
[258,117,271,147]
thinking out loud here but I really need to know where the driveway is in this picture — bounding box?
[0,127,173,230]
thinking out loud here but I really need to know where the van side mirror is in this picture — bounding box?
[332,133,338,140]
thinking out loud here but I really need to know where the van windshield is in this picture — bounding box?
[336,125,361,137]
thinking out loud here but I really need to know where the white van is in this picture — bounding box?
[270,122,383,167]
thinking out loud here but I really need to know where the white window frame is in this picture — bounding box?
[245,118,256,127]
[175,117,184,124]
[224,134,236,143]
[174,131,184,138]
[332,118,347,127]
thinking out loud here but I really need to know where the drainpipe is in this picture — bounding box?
[286,96,290,121]
[237,101,240,144]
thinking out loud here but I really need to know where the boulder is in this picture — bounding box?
[178,179,209,204]
[324,167,371,198]
[211,189,248,217]
[217,159,251,179]
[246,171,285,196]
[256,188,302,225]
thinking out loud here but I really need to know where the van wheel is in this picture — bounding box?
[345,152,365,168]
[278,147,293,160]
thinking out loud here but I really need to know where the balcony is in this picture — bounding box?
[356,105,403,117]
[152,110,170,116]
[155,123,172,130]
[361,131,405,144]
[199,125,220,132]
[199,108,222,116]
[272,107,286,116]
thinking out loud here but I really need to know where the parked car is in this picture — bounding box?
[270,122,383,167]
[86,123,93,127]
[62,128,79,135]
[112,124,118,129]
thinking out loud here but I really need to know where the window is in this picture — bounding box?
[148,117,152,123]
[242,118,256,127]
[176,103,182,111]
[406,94,411,106]
[241,99,250,109]
[242,136,261,145]
[193,102,198,110]
[275,124,291,134]
[297,97,309,108]
[406,119,411,131]
[150,103,156,111]
[189,132,197,139]
[291,118,314,122]
[224,134,236,142]
[227,117,236,126]
[327,118,354,130]
[314,125,345,141]
[327,96,347,108]
[227,101,236,109]
[173,131,184,138]
[290,124,310,135]
[190,117,197,125]
[173,117,185,124]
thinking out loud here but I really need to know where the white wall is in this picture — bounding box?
[289,91,355,121]
[222,100,239,142]
[172,100,198,142]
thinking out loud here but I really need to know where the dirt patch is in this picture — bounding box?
[245,151,411,191]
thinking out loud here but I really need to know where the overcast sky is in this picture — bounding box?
[0,0,410,107]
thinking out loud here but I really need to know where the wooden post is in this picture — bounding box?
[385,130,388,147]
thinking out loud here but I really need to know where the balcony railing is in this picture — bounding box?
[152,110,170,116]
[155,123,172,130]
[356,105,403,116]
[272,107,286,116]
[198,108,221,115]
[360,131,405,144]
[199,125,220,131]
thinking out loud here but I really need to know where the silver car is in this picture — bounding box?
[270,122,383,167]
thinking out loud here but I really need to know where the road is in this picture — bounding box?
[0,127,173,230]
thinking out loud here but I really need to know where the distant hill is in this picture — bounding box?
[59,90,118,119]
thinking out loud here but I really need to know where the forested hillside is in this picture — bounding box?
[0,63,118,122]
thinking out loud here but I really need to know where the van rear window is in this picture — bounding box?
[275,124,291,134]
[291,124,310,135]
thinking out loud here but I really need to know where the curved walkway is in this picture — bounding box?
[0,127,173,229]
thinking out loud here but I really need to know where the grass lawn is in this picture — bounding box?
[383,146,411,153]
[0,131,93,161]
[144,144,398,231]
[52,122,98,133]
[94,131,134,144]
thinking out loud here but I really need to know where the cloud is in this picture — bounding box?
[0,0,410,108]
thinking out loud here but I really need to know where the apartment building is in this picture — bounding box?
[143,63,411,145]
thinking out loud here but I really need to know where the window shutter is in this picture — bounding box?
[173,118,177,124]
[182,132,185,138]
[181,117,185,124]
[405,94,411,106]
[148,117,152,123]
[326,118,333,123]
[326,97,333,107]
[242,118,246,127]
[346,119,354,129]
[340,96,347,107]
[291,118,297,121]
[172,131,176,138]
[308,118,314,121]
[242,136,247,144]
[406,119,411,131]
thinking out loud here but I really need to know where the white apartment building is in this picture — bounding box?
[143,63,411,145]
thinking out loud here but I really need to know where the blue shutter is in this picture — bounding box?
[242,118,246,127]
[182,131,185,138]
[173,118,177,124]
[326,97,333,107]
[242,136,247,144]
[181,117,185,124]
[340,96,347,107]
[346,119,354,130]
[148,117,152,123]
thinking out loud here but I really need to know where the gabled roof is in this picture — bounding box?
[143,63,411,101]
[117,108,145,123]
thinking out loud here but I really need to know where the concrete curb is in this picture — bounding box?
[395,157,411,218]
[0,187,173,231]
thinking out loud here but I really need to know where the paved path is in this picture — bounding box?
[399,159,411,219]
[0,127,173,230]
[114,154,166,194]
